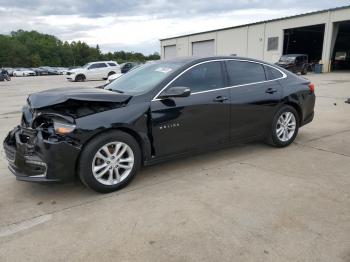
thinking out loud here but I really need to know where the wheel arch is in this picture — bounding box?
[284,102,303,125]
[75,74,86,81]
[75,126,151,178]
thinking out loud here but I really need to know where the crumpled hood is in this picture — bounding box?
[28,87,132,109]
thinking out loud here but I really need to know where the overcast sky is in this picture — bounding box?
[0,1,349,54]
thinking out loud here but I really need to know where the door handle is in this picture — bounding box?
[213,96,228,102]
[265,88,278,94]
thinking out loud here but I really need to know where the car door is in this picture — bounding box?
[87,63,100,80]
[225,60,283,141]
[95,63,108,79]
[151,61,231,157]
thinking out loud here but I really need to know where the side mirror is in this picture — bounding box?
[159,86,191,99]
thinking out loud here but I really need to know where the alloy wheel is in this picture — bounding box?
[92,142,134,186]
[276,112,296,142]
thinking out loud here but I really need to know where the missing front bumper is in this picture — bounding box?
[3,126,81,183]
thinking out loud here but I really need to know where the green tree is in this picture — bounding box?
[30,53,42,67]
[0,30,160,67]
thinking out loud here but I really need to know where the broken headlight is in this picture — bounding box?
[53,121,76,135]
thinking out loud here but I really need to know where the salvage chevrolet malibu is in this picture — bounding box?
[3,57,315,193]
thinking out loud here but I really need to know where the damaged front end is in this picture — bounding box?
[3,106,82,182]
[3,87,132,183]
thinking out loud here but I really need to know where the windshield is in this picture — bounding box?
[279,56,296,63]
[82,63,92,68]
[105,61,185,95]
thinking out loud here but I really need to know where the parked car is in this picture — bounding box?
[3,67,14,76]
[13,68,36,77]
[120,62,139,73]
[0,68,11,81]
[332,51,350,70]
[38,66,59,75]
[105,72,123,85]
[55,67,68,75]
[105,64,142,85]
[3,56,315,193]
[275,54,309,75]
[66,61,121,82]
[31,68,49,76]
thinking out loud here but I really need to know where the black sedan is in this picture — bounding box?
[31,68,49,76]
[3,57,315,193]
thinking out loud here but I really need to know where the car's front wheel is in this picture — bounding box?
[78,131,141,193]
[266,106,299,147]
[75,74,85,82]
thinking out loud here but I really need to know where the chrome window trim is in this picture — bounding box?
[152,58,287,101]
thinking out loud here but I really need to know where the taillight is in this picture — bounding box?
[308,83,315,93]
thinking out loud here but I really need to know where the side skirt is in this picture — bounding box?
[143,134,264,166]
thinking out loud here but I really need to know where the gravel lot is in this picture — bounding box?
[0,74,349,262]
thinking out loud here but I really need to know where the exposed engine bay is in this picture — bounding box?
[21,99,126,144]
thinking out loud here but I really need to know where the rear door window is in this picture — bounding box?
[97,63,107,68]
[225,60,266,86]
[108,63,117,66]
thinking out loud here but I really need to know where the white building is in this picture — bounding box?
[160,5,350,72]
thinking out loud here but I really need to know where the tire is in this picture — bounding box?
[266,105,299,147]
[75,74,85,82]
[108,71,115,77]
[301,67,307,75]
[78,131,141,193]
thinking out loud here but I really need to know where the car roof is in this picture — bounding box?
[159,56,292,78]
[90,61,117,63]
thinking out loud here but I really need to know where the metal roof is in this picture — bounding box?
[160,5,350,41]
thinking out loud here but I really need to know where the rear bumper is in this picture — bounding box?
[301,111,314,126]
[3,126,81,183]
[300,93,316,127]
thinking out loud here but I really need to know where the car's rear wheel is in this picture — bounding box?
[78,131,141,193]
[75,74,85,82]
[266,106,299,147]
[108,71,115,76]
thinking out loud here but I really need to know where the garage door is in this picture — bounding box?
[192,40,215,56]
[164,45,177,59]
